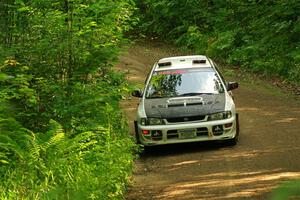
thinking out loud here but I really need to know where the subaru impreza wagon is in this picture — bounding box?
[132,55,239,146]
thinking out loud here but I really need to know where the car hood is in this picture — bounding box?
[144,94,226,118]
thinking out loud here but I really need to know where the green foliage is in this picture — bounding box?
[0,0,137,199]
[176,26,208,54]
[0,118,134,200]
[0,0,136,131]
[271,180,300,200]
[135,0,300,84]
[206,31,236,59]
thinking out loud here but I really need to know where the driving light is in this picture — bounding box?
[208,111,232,121]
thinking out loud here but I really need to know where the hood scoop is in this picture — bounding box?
[167,97,204,107]
[167,102,203,107]
[167,103,184,107]
[186,102,203,106]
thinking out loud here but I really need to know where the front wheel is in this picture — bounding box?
[226,114,239,146]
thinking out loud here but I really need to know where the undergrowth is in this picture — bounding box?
[0,0,137,199]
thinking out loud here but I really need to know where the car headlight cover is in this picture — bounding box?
[141,118,164,125]
[208,111,232,121]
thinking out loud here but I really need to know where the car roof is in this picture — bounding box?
[154,55,212,71]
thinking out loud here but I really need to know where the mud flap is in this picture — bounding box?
[134,121,141,144]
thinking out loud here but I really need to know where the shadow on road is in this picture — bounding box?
[140,141,234,158]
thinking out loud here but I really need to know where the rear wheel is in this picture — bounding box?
[226,114,239,146]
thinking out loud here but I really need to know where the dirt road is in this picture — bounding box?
[117,41,300,200]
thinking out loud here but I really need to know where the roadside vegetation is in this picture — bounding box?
[134,0,300,85]
[1,0,299,199]
[271,180,300,200]
[0,0,137,199]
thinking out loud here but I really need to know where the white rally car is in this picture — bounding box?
[132,55,239,146]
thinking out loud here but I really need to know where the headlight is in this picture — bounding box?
[208,111,232,121]
[141,118,164,125]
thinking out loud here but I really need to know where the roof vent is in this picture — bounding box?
[158,62,172,67]
[193,60,206,64]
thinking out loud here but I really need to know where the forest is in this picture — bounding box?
[136,0,300,84]
[0,0,299,199]
[0,0,136,199]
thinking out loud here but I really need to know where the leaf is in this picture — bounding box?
[0,73,11,81]
[17,6,31,12]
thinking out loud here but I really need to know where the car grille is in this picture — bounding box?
[196,127,209,136]
[166,115,206,123]
[167,130,178,139]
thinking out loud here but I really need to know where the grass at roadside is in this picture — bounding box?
[270,180,300,200]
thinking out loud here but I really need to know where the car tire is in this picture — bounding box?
[226,114,239,146]
[134,121,141,144]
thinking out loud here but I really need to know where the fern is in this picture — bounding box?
[0,118,32,162]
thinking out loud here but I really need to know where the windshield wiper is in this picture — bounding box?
[147,95,171,99]
[146,96,163,99]
[178,92,213,96]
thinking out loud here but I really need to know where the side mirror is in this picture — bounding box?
[132,89,143,98]
[227,82,239,91]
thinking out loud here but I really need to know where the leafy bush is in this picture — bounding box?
[0,118,134,200]
[206,31,236,59]
[0,0,137,199]
[176,26,208,54]
[0,58,135,199]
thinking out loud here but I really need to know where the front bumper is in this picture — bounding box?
[137,116,237,146]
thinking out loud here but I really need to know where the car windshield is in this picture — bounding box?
[145,68,225,99]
